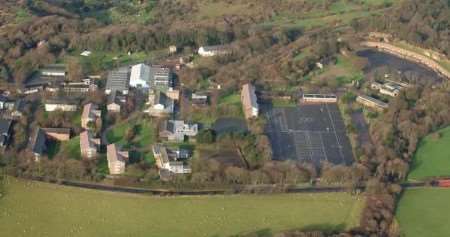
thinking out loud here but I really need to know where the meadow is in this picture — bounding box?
[396,188,450,237]
[0,178,364,237]
[408,126,450,180]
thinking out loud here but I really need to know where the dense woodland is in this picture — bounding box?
[353,0,450,56]
[0,0,450,237]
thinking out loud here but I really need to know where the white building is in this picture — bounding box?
[302,94,338,103]
[44,100,78,112]
[129,63,151,88]
[241,83,259,119]
[159,120,198,141]
[371,82,401,97]
[80,51,92,57]
[198,45,230,57]
[153,144,191,174]
[40,64,66,77]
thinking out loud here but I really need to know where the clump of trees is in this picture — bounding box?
[197,129,216,144]
[353,0,450,56]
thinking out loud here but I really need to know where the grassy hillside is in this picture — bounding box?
[396,188,450,237]
[0,178,364,237]
[408,126,450,180]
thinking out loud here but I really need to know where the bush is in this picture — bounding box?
[197,129,216,144]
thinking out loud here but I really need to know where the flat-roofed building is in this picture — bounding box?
[146,91,174,117]
[356,95,388,111]
[241,83,259,119]
[42,128,71,141]
[159,120,198,142]
[150,66,172,91]
[105,67,130,95]
[302,94,337,103]
[107,144,129,175]
[44,99,78,112]
[152,144,191,174]
[192,93,208,106]
[80,131,100,159]
[129,63,151,88]
[40,64,66,77]
[198,45,230,57]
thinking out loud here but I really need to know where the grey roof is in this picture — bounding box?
[31,128,47,155]
[166,120,175,133]
[0,119,12,146]
[0,119,12,135]
[40,64,66,73]
[24,73,55,88]
[155,91,173,107]
[106,67,130,92]
[150,66,171,89]
[107,91,126,105]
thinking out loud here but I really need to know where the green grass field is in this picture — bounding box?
[0,178,364,237]
[408,126,450,180]
[396,188,450,237]
[106,117,155,149]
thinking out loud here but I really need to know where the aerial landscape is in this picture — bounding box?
[0,0,449,236]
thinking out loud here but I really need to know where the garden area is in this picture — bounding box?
[106,115,156,165]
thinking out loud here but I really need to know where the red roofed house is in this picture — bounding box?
[80,131,100,159]
[107,144,129,175]
[81,103,101,130]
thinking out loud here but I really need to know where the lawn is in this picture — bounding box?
[408,126,450,180]
[106,116,156,164]
[59,136,81,160]
[263,0,395,29]
[0,178,364,237]
[190,92,244,126]
[77,49,168,73]
[396,188,450,237]
[106,117,155,149]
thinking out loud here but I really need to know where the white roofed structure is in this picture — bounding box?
[129,63,151,88]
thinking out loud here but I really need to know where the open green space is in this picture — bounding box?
[408,126,450,180]
[191,92,244,126]
[106,117,155,148]
[59,136,82,160]
[75,49,168,73]
[0,178,364,237]
[263,0,395,29]
[45,136,81,160]
[396,188,450,237]
[106,116,156,164]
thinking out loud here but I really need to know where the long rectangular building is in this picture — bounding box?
[356,95,388,111]
[302,94,337,103]
[241,83,259,119]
